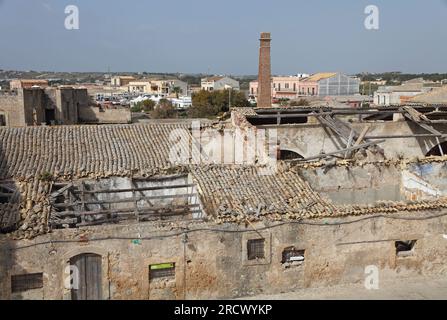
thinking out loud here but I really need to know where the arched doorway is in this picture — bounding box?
[426,141,447,157]
[70,253,102,300]
[279,149,304,160]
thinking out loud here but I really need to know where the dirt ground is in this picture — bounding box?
[240,276,447,300]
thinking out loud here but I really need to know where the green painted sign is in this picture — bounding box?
[150,263,174,270]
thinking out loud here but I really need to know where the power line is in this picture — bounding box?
[8,211,447,251]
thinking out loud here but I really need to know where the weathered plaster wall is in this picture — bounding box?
[298,162,447,205]
[2,210,447,300]
[261,121,447,160]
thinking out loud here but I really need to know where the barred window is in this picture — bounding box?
[11,273,43,293]
[247,239,265,260]
[149,263,175,280]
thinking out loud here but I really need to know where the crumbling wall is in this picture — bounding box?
[298,161,447,205]
[3,210,447,300]
[78,106,131,124]
[254,120,447,160]
[22,89,46,125]
[0,93,26,127]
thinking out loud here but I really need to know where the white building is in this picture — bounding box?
[201,76,240,91]
[128,79,188,96]
[169,96,192,109]
[374,79,442,106]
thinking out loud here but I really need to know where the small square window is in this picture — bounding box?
[247,239,265,260]
[395,240,417,257]
[149,263,175,281]
[11,273,43,293]
[282,247,305,264]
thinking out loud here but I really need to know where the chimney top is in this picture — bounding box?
[260,32,271,40]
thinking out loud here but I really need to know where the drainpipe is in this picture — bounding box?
[182,232,188,300]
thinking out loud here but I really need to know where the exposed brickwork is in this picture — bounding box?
[258,32,272,108]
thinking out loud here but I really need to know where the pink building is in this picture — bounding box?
[249,76,318,101]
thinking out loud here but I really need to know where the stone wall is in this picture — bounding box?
[2,210,447,300]
[0,93,26,127]
[0,88,90,127]
[78,106,131,124]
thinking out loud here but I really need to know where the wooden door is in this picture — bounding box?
[70,253,102,300]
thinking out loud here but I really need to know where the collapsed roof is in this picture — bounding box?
[1,119,447,239]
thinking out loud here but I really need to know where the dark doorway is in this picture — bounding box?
[45,109,56,125]
[0,114,6,126]
[426,142,447,157]
[279,150,304,160]
[70,253,102,300]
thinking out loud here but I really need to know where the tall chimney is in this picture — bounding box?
[258,32,272,108]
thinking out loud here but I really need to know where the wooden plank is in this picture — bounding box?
[54,204,201,217]
[72,184,196,194]
[49,183,73,199]
[52,193,197,208]
[344,129,355,158]
[295,139,386,162]
[85,254,102,300]
[353,126,370,147]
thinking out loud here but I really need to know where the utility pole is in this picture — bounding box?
[228,88,232,109]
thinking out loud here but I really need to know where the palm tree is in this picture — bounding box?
[172,86,182,98]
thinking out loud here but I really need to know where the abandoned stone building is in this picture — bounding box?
[0,86,130,127]
[1,102,447,300]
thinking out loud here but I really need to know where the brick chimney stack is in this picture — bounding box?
[257,32,272,108]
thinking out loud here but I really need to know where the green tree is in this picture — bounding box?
[142,99,156,112]
[290,98,309,106]
[189,89,250,118]
[130,104,143,113]
[151,99,177,119]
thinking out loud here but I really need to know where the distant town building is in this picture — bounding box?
[0,87,88,127]
[409,86,447,104]
[304,72,360,96]
[189,85,202,95]
[150,79,188,97]
[249,72,359,100]
[0,86,131,127]
[128,79,188,96]
[128,81,153,94]
[201,76,240,91]
[9,79,49,90]
[374,78,442,106]
[250,76,310,100]
[110,76,136,87]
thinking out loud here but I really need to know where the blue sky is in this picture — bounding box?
[0,0,446,75]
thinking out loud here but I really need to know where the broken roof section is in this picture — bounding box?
[410,86,447,104]
[1,119,447,239]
